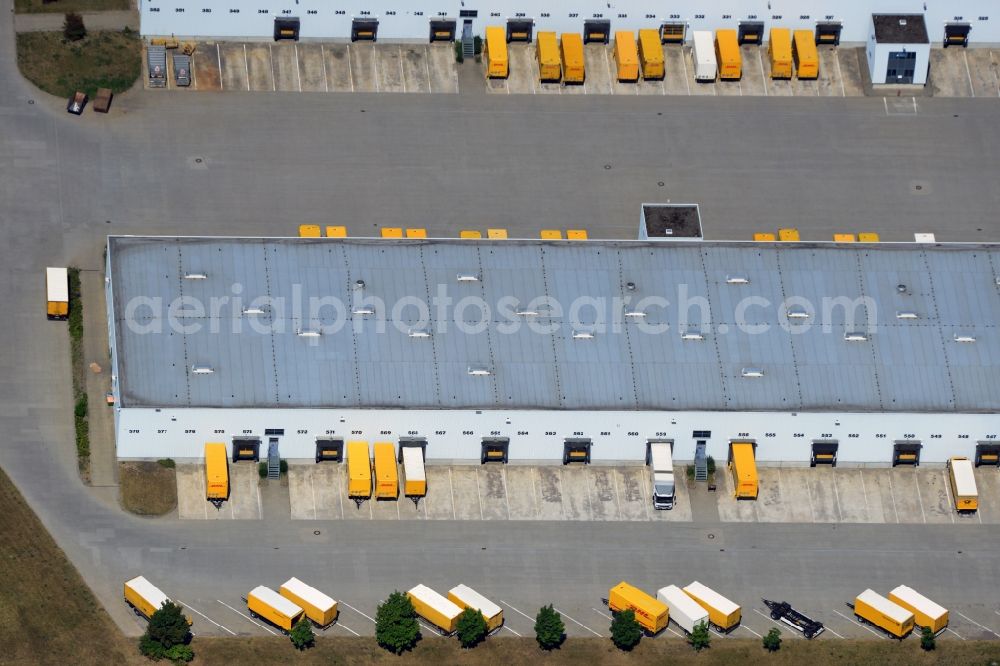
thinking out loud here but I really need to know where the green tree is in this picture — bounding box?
[456,607,487,648]
[375,591,420,654]
[534,604,565,651]
[290,617,315,650]
[920,626,936,651]
[762,627,782,652]
[688,620,711,651]
[139,601,192,661]
[610,609,643,651]
[63,12,87,41]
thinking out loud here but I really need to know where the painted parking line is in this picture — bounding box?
[419,621,441,637]
[499,600,535,623]
[752,608,801,639]
[832,609,885,639]
[739,624,763,638]
[176,599,236,635]
[946,627,966,641]
[665,625,685,638]
[340,601,376,624]
[217,599,278,636]
[592,607,612,620]
[823,625,846,639]
[504,625,523,637]
[554,607,601,637]
[958,611,1000,638]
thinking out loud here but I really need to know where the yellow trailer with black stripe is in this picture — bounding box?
[485,26,508,79]
[768,28,792,79]
[560,33,585,83]
[613,32,639,82]
[637,29,664,80]
[793,30,819,79]
[536,31,561,82]
[729,441,758,499]
[715,29,741,80]
[347,441,371,500]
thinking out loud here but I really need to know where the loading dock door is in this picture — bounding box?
[811,440,838,467]
[945,23,971,47]
[430,19,456,42]
[352,18,379,42]
[315,438,343,463]
[975,442,1000,467]
[507,19,533,43]
[273,17,300,41]
[481,438,509,464]
[563,438,592,464]
[815,22,842,46]
[584,20,611,44]
[892,441,922,466]
[738,21,764,45]
[659,22,685,44]
[232,437,260,462]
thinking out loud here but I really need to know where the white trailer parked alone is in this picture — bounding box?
[657,585,708,634]
[691,31,717,81]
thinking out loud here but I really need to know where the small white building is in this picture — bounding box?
[867,14,930,86]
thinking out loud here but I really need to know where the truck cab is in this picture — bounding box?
[649,442,675,510]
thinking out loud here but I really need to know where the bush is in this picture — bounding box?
[456,607,487,648]
[63,13,86,42]
[534,604,565,651]
[920,626,935,651]
[762,627,781,652]
[473,35,483,55]
[279,459,288,475]
[375,591,420,654]
[706,456,716,476]
[157,458,175,469]
[689,621,710,651]
[610,609,642,651]
[290,618,315,650]
[140,601,192,661]
[74,395,88,419]
[685,465,695,481]
[453,40,463,63]
[258,462,267,479]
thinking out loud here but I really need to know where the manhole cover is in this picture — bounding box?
[909,180,930,195]
[707,533,715,540]
[313,530,321,536]
[604,164,612,170]
[187,156,208,170]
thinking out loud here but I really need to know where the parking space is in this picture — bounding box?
[176,462,261,520]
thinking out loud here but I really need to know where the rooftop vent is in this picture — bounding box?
[183,272,207,280]
[624,309,646,318]
[954,334,977,343]
[467,366,492,376]
[354,280,365,290]
[896,284,907,294]
[625,282,637,291]
[456,273,481,282]
[572,330,595,340]
[681,331,705,341]
[297,329,321,338]
[844,332,869,342]
[899,18,907,26]
[785,306,810,319]
[190,365,214,375]
[515,309,540,317]
[242,307,266,315]
[741,367,764,378]
[407,328,431,338]
[896,311,918,319]
[726,275,749,285]
[352,307,375,316]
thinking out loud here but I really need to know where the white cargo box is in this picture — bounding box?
[126,576,168,608]
[448,584,502,620]
[949,458,978,496]
[649,442,673,472]
[683,581,739,616]
[691,31,717,81]
[250,585,304,617]
[46,267,68,302]
[857,589,910,624]
[281,577,336,613]
[402,447,425,482]
[657,584,708,634]
[888,586,947,622]
[409,584,462,618]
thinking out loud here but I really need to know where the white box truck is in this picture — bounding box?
[657,585,708,634]
[691,31,717,81]
[649,442,675,510]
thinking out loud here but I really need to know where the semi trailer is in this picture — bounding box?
[45,267,69,320]
[656,585,708,635]
[447,584,504,633]
[684,581,741,633]
[691,31,717,81]
[649,442,675,510]
[850,589,914,639]
[247,586,305,633]
[887,586,948,635]
[123,576,192,624]
[279,578,338,628]
[408,584,463,635]
[608,581,669,634]
[761,599,824,639]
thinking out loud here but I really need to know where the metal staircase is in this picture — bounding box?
[694,441,708,482]
[462,34,475,59]
[267,440,280,480]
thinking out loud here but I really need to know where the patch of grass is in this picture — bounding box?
[16,30,140,99]
[119,461,177,515]
[66,267,89,478]
[157,457,176,469]
[15,0,129,14]
[0,465,141,664]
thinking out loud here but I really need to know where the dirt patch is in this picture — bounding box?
[17,30,141,99]
[119,460,177,515]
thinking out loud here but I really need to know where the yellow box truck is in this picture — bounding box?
[729,441,758,499]
[948,456,978,512]
[613,32,639,82]
[280,577,338,628]
[408,584,463,634]
[204,443,229,502]
[888,585,948,635]
[608,581,669,634]
[248,586,305,633]
[561,33,585,83]
[124,576,192,624]
[485,26,508,79]
[46,267,69,320]
[401,446,426,498]
[768,28,792,79]
[637,29,664,80]
[536,31,561,82]
[715,29,741,80]
[448,584,504,633]
[373,442,398,499]
[683,581,741,632]
[347,441,372,499]
[853,589,914,639]
[793,30,819,79]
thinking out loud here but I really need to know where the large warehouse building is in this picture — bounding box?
[106,236,1000,468]
[140,0,999,45]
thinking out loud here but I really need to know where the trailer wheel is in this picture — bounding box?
[855,615,865,625]
[770,611,781,620]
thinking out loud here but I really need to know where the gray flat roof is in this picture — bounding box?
[108,236,1000,413]
[872,14,929,44]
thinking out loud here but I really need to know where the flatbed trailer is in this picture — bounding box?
[762,599,824,639]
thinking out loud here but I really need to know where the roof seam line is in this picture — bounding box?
[774,247,805,409]
[920,249,957,410]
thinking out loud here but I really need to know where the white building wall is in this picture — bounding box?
[115,405,1000,465]
[866,25,931,84]
[139,1,1000,45]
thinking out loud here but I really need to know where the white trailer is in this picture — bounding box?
[649,442,675,510]
[447,584,504,633]
[46,267,69,320]
[657,585,708,635]
[691,31,717,81]
[888,585,948,634]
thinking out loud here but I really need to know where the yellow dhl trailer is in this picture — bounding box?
[124,576,192,624]
[347,441,372,499]
[768,28,792,79]
[46,267,69,320]
[683,581,741,632]
[729,441,758,499]
[608,581,669,634]
[485,26,508,79]
[408,584,463,634]
[613,32,639,82]
[793,30,819,79]
[948,456,978,512]
[401,446,426,497]
[714,29,741,80]
[280,577,338,628]
[560,33,585,83]
[536,31,561,82]
[448,584,504,633]
[637,29,664,80]
[852,589,914,639]
[248,585,305,633]
[373,442,398,499]
[888,585,948,635]
[204,442,229,502]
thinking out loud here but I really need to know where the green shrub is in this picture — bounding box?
[63,12,86,41]
[456,607,487,648]
[706,456,716,476]
[74,395,88,420]
[258,462,267,479]
[375,591,419,654]
[473,35,483,55]
[453,40,463,63]
[290,618,315,650]
[610,609,642,651]
[157,458,175,469]
[279,459,288,475]
[534,604,565,651]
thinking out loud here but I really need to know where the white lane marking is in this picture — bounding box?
[942,468,955,523]
[419,621,440,637]
[832,609,885,639]
[501,466,511,519]
[913,468,927,524]
[553,607,601,637]
[824,625,845,639]
[216,43,223,90]
[665,626,684,638]
[681,47,690,95]
[176,599,235,635]
[321,44,329,92]
[372,43,380,93]
[592,607,612,620]
[957,611,1000,638]
[835,49,845,97]
[269,43,276,91]
[946,627,966,641]
[336,623,360,636]
[740,624,763,638]
[217,600,277,636]
[883,97,889,115]
[603,47,614,94]
[504,625,523,637]
[398,45,406,93]
[758,48,767,96]
[340,601,377,624]
[498,600,534,623]
[294,43,302,91]
[887,472,900,523]
[346,44,355,92]
[243,44,250,92]
[832,469,844,522]
[963,49,975,97]
[424,45,432,93]
[753,608,799,638]
[448,468,457,520]
[859,470,870,519]
[912,96,917,114]
[475,466,484,520]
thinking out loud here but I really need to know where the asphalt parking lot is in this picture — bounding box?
[176,462,262,519]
